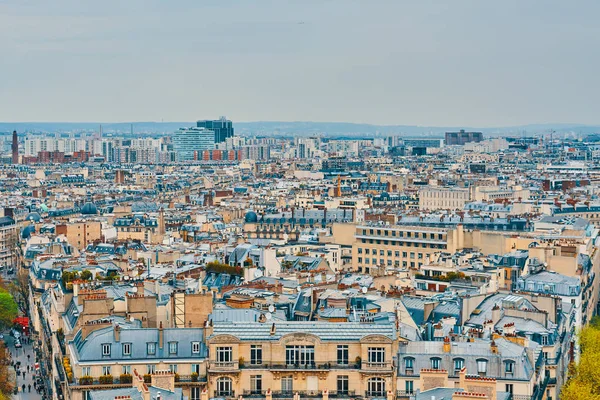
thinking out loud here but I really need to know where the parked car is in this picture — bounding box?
[14,340,22,348]
[6,268,14,275]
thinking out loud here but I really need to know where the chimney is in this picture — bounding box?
[158,321,164,349]
[114,324,121,342]
[490,340,498,354]
[491,304,502,324]
[443,336,451,353]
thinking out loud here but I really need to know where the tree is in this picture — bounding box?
[8,269,30,316]
[0,289,17,330]
[0,342,14,396]
[561,322,600,399]
[80,270,93,281]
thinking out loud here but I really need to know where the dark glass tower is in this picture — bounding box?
[196,117,234,143]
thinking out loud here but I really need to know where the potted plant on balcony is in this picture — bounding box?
[99,375,113,384]
[80,376,93,385]
[120,373,132,384]
[174,373,180,382]
[355,356,362,368]
[239,357,245,367]
[143,374,151,383]
[191,372,199,382]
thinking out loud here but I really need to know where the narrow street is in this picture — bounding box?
[5,333,42,400]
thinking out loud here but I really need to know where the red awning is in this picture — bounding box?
[13,317,29,327]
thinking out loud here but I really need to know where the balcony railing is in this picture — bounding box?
[209,361,239,370]
[362,361,394,371]
[240,362,362,370]
[213,391,235,399]
[365,391,387,398]
[242,391,357,399]
[175,374,208,384]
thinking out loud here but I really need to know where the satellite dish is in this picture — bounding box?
[130,317,135,322]
[266,313,272,320]
[268,305,275,313]
[362,287,368,294]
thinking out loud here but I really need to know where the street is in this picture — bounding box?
[5,333,42,400]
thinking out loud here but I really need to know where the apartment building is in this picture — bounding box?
[349,224,464,274]
[419,188,471,211]
[0,216,17,268]
[206,321,398,399]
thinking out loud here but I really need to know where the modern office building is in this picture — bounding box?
[173,127,216,161]
[445,130,483,146]
[196,117,234,144]
[12,130,18,164]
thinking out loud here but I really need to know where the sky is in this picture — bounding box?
[0,0,599,126]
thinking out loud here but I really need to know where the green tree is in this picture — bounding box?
[562,323,600,399]
[0,289,18,330]
[80,270,93,281]
[8,269,30,315]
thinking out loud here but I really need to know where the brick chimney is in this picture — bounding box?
[443,336,451,353]
[151,370,175,393]
[158,321,164,349]
[114,324,121,342]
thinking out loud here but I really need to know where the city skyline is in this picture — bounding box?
[1,0,599,126]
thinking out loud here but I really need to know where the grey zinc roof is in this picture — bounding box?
[398,338,535,381]
[211,321,395,341]
[72,326,207,362]
[89,386,183,400]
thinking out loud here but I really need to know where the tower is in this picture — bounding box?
[11,130,18,164]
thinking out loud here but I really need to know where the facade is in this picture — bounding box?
[196,117,234,144]
[173,128,216,161]
[206,321,398,399]
[445,130,483,146]
[0,216,17,268]
[418,187,471,211]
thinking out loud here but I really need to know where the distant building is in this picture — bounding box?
[11,130,18,164]
[173,127,215,161]
[196,116,234,143]
[445,130,483,146]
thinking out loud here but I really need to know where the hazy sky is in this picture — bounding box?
[1,0,599,126]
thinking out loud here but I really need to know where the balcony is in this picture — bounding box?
[241,362,361,371]
[365,391,387,398]
[213,391,236,399]
[239,391,357,399]
[208,361,239,372]
[362,362,394,372]
[175,374,208,385]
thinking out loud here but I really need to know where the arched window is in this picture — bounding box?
[476,359,488,376]
[216,377,233,397]
[430,357,442,370]
[453,358,465,373]
[367,377,386,397]
[504,360,515,374]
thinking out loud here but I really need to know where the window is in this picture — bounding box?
[217,347,233,364]
[251,345,263,365]
[169,364,178,373]
[216,377,233,396]
[122,365,131,375]
[367,377,386,396]
[404,357,414,371]
[286,345,315,366]
[505,384,514,394]
[147,342,156,355]
[337,375,349,394]
[431,357,441,370]
[405,380,414,394]
[541,335,549,345]
[82,367,91,376]
[368,347,386,366]
[168,342,178,355]
[147,364,156,374]
[250,375,262,394]
[505,361,515,374]
[102,366,111,375]
[281,375,293,393]
[477,359,488,375]
[454,358,464,372]
[122,343,131,356]
[336,345,349,365]
[192,364,200,374]
[191,387,201,400]
[192,341,201,354]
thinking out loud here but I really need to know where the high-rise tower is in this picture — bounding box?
[11,130,18,164]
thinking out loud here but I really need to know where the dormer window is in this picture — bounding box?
[147,342,157,355]
[102,343,111,357]
[505,361,515,374]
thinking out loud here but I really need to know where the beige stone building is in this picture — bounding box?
[206,321,398,399]
[418,187,471,211]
